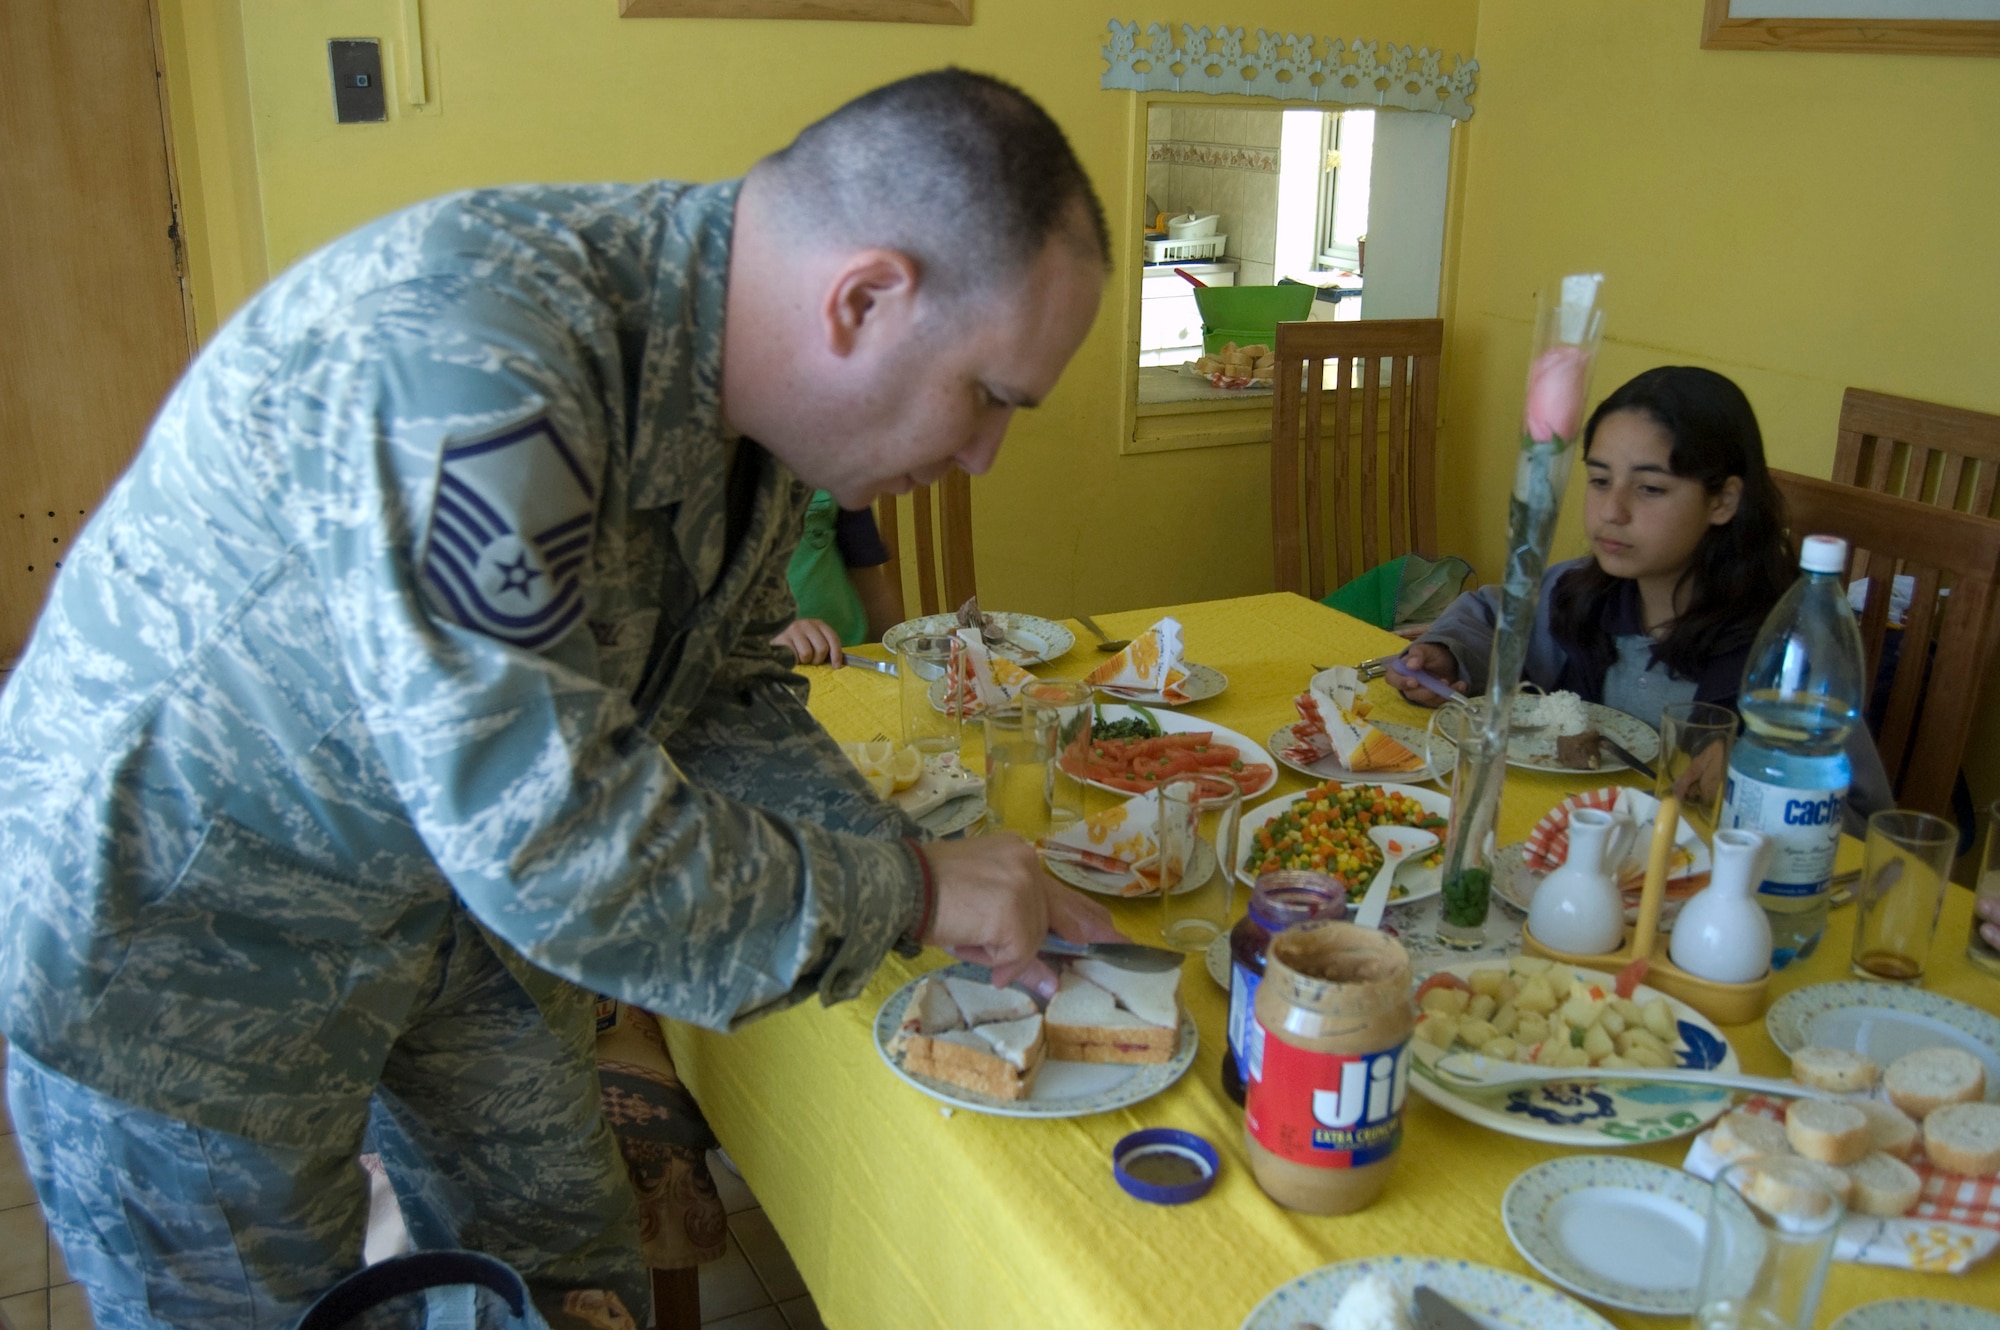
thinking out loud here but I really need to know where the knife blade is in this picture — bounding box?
[1597,734,1657,781]
[1413,1285,1486,1330]
[843,656,898,677]
[1037,936,1184,973]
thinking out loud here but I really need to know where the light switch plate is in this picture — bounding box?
[329,39,386,124]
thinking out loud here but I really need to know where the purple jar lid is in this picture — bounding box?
[1112,1128,1219,1205]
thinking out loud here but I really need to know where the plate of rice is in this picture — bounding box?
[1500,692,1660,775]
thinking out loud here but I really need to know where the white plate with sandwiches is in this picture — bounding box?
[1041,836,1217,898]
[1268,718,1449,786]
[1232,783,1452,904]
[875,960,1197,1119]
[1093,661,1229,706]
[883,612,1075,666]
[1405,956,1738,1147]
[1766,982,2000,1101]
[1240,1254,1615,1330]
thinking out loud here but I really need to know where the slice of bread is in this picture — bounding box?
[1790,1045,1880,1094]
[1069,957,1183,1030]
[1740,1158,1848,1218]
[1711,1110,1794,1164]
[1044,972,1177,1064]
[1785,1097,1871,1165]
[1853,1098,1920,1160]
[1842,1150,1922,1217]
[942,975,1038,1026]
[1885,1047,1986,1120]
[971,1014,1045,1071]
[891,975,964,1054]
[1922,1101,2000,1178]
[902,1027,1045,1101]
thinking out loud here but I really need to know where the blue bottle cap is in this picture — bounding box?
[1112,1128,1219,1205]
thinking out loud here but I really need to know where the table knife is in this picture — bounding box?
[1597,734,1657,781]
[1037,936,1184,973]
[1413,1285,1486,1330]
[843,656,898,677]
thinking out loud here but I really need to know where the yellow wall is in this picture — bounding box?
[167,0,1476,616]
[1443,0,2000,806]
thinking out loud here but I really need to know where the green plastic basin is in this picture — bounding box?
[1193,285,1315,353]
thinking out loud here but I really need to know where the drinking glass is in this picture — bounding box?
[1429,701,1503,949]
[1021,679,1092,838]
[982,708,1051,839]
[897,635,962,757]
[1690,1156,1844,1330]
[1970,798,2000,976]
[1852,809,1958,983]
[1657,701,1736,845]
[1159,773,1241,951]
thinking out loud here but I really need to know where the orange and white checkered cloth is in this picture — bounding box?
[1685,1095,2000,1273]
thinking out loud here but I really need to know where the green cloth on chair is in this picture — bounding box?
[1321,553,1473,631]
[1320,557,1403,629]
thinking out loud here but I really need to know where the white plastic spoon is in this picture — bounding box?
[1352,825,1440,930]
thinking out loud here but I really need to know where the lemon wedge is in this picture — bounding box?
[886,745,925,792]
[863,770,895,799]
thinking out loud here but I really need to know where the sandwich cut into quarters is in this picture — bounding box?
[892,974,1046,1101]
[1043,958,1183,1065]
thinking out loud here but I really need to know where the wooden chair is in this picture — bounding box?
[1770,469,2000,818]
[1833,387,2000,521]
[875,470,976,617]
[1270,318,1443,599]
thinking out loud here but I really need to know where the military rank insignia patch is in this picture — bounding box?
[420,415,596,650]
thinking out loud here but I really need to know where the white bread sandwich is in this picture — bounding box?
[1922,1101,2000,1178]
[1785,1097,1871,1165]
[895,974,1045,1101]
[1841,1151,1923,1217]
[1852,1098,1920,1161]
[1070,957,1183,1030]
[1789,1045,1879,1094]
[1044,970,1179,1065]
[1884,1046,1986,1120]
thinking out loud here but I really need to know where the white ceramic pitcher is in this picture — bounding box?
[1527,807,1628,955]
[1669,828,1773,984]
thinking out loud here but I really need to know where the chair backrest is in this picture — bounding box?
[1270,318,1443,600]
[1834,387,2000,523]
[874,470,975,618]
[1770,468,2000,818]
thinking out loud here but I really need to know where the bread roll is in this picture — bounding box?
[1853,1098,1919,1160]
[1922,1101,2000,1178]
[1842,1151,1922,1217]
[1885,1047,1986,1119]
[1740,1158,1849,1218]
[1711,1110,1793,1163]
[1790,1045,1879,1094]
[1785,1098,1871,1165]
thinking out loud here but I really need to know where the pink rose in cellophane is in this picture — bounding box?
[1522,344,1591,443]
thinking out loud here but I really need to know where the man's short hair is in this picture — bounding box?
[758,69,1110,298]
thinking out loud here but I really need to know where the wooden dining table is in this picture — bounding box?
[666,592,2000,1329]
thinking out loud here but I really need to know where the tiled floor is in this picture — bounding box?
[698,1153,823,1330]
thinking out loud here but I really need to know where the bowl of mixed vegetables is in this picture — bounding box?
[1234,779,1450,900]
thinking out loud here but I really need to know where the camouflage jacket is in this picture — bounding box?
[0,181,922,1146]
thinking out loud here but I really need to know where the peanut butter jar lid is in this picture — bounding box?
[1113,1128,1220,1205]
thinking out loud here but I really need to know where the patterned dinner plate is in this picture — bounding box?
[1094,661,1229,706]
[873,962,1196,1119]
[1204,931,1230,990]
[1502,1156,1710,1316]
[1831,1300,2000,1330]
[1766,982,2000,1100]
[1267,718,1448,786]
[1239,1255,1616,1330]
[1041,836,1217,898]
[1233,783,1451,904]
[1406,959,1738,1147]
[882,612,1075,666]
[1065,705,1279,804]
[1487,700,1660,775]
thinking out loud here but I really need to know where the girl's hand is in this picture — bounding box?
[1388,642,1466,707]
[773,618,845,666]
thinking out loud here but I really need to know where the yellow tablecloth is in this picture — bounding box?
[668,593,2000,1329]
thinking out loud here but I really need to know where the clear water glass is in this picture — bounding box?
[1690,1156,1843,1330]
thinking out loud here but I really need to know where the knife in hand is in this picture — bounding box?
[1413,1285,1485,1330]
[1037,936,1184,973]
[843,656,898,677]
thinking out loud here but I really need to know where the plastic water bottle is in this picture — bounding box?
[1721,535,1865,969]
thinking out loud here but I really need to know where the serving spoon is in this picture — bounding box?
[1076,614,1130,653]
[1429,1051,1818,1100]
[1352,826,1440,930]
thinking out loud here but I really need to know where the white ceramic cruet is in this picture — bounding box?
[1668,828,1773,984]
[1526,807,1629,955]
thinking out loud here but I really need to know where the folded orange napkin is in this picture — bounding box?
[1082,617,1191,703]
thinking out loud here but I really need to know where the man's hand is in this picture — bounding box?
[1978,893,2000,955]
[919,834,1126,996]
[1386,641,1466,707]
[772,618,845,667]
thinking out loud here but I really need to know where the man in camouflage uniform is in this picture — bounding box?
[0,71,1112,1328]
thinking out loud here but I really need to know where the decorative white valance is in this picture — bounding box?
[1101,21,1478,119]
